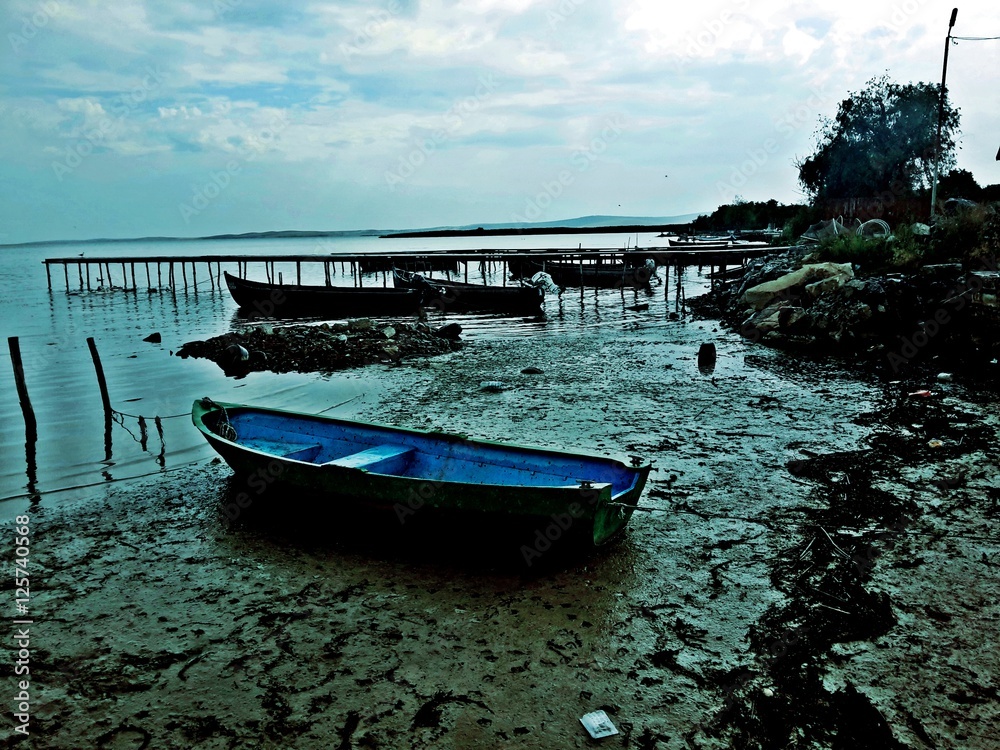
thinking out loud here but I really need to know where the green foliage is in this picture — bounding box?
[810,205,999,272]
[691,199,804,233]
[928,204,1000,263]
[812,232,920,275]
[781,205,824,244]
[797,75,960,202]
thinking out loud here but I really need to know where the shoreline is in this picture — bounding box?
[19,308,1000,747]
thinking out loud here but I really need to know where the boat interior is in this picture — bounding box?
[217,408,641,496]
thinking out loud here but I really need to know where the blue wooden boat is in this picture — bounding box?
[192,398,651,546]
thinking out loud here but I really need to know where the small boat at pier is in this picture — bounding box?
[510,258,654,289]
[223,272,421,318]
[392,268,544,314]
[192,398,651,546]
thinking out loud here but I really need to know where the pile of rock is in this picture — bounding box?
[176,319,462,376]
[693,248,999,372]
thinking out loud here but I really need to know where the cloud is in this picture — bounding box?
[1,0,999,242]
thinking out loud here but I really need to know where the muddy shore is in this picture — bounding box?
[11,306,1000,748]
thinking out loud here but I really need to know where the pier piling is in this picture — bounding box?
[8,337,37,434]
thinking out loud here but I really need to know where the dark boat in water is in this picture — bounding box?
[392,268,544,314]
[223,272,421,318]
[192,398,651,546]
[510,258,654,289]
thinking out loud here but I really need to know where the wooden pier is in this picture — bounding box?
[42,246,780,294]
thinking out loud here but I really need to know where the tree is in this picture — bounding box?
[937,168,982,201]
[797,75,960,202]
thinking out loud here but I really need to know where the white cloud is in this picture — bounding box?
[1,0,999,242]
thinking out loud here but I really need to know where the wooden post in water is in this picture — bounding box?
[85,263,91,291]
[182,262,188,291]
[192,262,198,293]
[45,262,52,291]
[207,262,214,290]
[130,262,137,291]
[86,336,114,419]
[157,262,162,289]
[77,263,84,290]
[121,263,127,290]
[8,337,37,434]
[296,261,302,286]
[63,263,69,292]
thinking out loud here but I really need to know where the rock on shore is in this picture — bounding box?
[176,319,462,376]
[692,248,1000,375]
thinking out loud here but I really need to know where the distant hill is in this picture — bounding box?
[379,214,705,238]
[0,214,706,248]
[386,214,703,234]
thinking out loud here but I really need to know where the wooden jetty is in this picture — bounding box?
[42,246,781,294]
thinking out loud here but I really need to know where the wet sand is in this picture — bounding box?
[14,314,1000,748]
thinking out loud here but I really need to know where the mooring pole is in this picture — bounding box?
[8,337,37,434]
[86,336,113,417]
[45,262,52,291]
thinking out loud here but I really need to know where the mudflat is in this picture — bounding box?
[21,317,1000,748]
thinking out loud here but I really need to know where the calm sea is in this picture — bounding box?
[0,231,707,517]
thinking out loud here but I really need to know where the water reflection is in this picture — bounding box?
[2,237,716,507]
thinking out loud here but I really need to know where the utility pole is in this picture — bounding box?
[930,7,958,222]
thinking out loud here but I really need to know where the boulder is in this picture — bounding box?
[743,262,854,311]
[435,323,463,340]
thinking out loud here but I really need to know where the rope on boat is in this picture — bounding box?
[201,397,237,441]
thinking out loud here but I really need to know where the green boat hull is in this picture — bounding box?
[193,399,651,546]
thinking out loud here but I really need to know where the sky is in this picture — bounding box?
[1,0,998,244]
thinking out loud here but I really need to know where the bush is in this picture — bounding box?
[928,203,999,265]
[811,224,925,275]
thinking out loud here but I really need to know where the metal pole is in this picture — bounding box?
[930,8,958,222]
